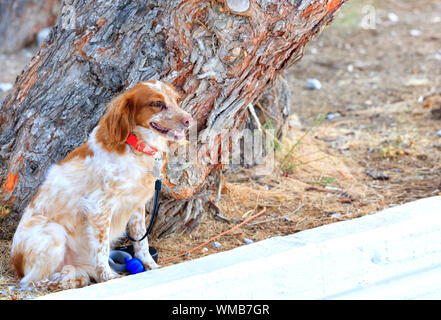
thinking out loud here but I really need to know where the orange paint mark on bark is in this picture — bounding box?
[301,0,320,19]
[3,172,19,192]
[327,0,341,12]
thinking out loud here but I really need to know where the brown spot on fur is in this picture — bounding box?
[11,250,25,278]
[58,142,94,165]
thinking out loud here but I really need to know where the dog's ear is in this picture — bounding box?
[97,94,135,152]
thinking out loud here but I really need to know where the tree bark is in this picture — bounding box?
[0,0,347,239]
[0,0,61,53]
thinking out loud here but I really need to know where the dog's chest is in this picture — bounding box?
[106,155,156,200]
[106,156,156,239]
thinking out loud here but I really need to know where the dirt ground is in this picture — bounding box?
[1,0,440,299]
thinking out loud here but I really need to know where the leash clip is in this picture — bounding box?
[152,155,164,181]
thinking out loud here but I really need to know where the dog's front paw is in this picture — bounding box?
[97,266,121,282]
[134,248,159,270]
[143,259,159,270]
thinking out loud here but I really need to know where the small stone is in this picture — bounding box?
[437,129,441,137]
[325,186,343,192]
[387,13,399,23]
[410,29,421,37]
[326,113,336,120]
[243,238,253,245]
[0,82,12,92]
[366,168,389,181]
[336,145,349,151]
[213,241,222,248]
[305,78,322,90]
[201,247,208,252]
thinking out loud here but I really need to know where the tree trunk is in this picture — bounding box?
[0,0,61,53]
[0,0,347,239]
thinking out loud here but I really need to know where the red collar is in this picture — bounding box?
[126,133,158,156]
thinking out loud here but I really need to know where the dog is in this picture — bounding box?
[10,80,193,290]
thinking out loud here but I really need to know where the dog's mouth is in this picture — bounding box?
[150,122,169,134]
[150,122,185,141]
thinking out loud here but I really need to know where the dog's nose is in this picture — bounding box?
[181,115,193,128]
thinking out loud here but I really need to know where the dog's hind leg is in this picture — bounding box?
[10,215,80,290]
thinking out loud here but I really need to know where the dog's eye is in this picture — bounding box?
[150,101,163,107]
[150,101,167,110]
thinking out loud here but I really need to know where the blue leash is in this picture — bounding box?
[126,178,161,242]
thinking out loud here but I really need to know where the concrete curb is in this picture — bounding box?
[39,196,441,300]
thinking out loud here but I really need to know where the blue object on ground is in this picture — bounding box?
[125,257,145,274]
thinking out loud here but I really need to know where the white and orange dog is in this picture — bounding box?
[11,81,193,290]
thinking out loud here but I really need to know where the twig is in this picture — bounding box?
[248,203,304,226]
[241,209,254,218]
[158,207,267,263]
[208,200,239,224]
[305,186,330,192]
[336,169,351,180]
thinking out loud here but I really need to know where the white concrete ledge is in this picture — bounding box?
[40,196,441,300]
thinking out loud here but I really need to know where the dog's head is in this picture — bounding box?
[98,80,193,152]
